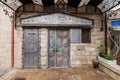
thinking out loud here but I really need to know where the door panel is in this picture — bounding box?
[49,30,56,67]
[23,29,39,68]
[49,30,69,67]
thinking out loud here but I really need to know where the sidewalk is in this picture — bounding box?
[0,69,19,80]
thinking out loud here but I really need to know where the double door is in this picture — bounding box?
[48,30,70,67]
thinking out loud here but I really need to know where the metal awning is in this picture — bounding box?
[0,0,120,12]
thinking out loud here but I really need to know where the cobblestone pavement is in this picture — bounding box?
[11,67,114,80]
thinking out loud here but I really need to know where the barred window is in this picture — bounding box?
[71,29,91,43]
[71,29,82,42]
[82,29,91,43]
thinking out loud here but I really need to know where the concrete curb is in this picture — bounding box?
[0,69,19,80]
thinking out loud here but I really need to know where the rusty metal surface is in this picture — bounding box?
[23,29,39,68]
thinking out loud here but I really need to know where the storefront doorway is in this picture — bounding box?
[48,30,70,67]
[23,29,40,68]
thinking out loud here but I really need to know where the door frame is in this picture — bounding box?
[22,28,40,68]
[48,28,70,68]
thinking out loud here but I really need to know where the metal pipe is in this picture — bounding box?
[104,13,108,54]
[11,11,14,67]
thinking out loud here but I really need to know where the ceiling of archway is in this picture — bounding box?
[0,0,120,12]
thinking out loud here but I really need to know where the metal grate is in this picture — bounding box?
[15,78,26,80]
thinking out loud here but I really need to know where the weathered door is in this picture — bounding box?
[23,29,39,68]
[49,30,70,67]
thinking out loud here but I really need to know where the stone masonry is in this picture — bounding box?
[0,4,104,69]
[40,28,48,68]
[0,7,12,69]
[70,14,104,67]
[14,13,104,68]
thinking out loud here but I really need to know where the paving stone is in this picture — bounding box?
[11,67,114,80]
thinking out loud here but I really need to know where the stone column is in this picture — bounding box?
[14,27,23,68]
[40,28,48,68]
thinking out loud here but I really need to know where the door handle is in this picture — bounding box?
[53,49,55,52]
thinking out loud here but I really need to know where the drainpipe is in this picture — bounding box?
[104,13,108,54]
[11,11,14,67]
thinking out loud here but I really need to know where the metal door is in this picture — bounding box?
[23,29,39,68]
[48,30,70,67]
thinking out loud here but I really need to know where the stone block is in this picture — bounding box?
[41,40,48,44]
[91,51,98,56]
[70,46,76,51]
[80,61,87,64]
[85,52,91,56]
[89,56,97,60]
[41,53,47,57]
[41,57,47,61]
[41,47,47,51]
[41,60,47,67]
[116,75,120,80]
[41,44,47,48]
[87,61,92,64]
[110,70,117,80]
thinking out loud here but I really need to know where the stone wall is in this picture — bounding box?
[13,4,104,68]
[0,7,12,69]
[0,3,108,69]
[70,14,104,67]
[14,13,104,68]
[99,60,120,80]
[14,27,23,68]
